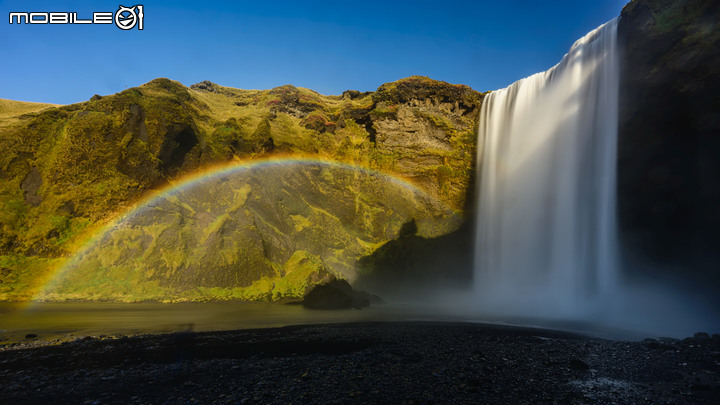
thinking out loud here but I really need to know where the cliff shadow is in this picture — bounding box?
[616,0,720,298]
[353,136,479,299]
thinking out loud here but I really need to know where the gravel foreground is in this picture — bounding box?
[1,321,719,404]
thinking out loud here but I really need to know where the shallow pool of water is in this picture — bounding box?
[0,302,416,343]
[0,300,653,346]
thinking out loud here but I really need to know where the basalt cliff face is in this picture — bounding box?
[617,0,720,288]
[0,77,481,301]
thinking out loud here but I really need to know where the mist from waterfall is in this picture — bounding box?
[474,18,620,319]
[422,16,719,338]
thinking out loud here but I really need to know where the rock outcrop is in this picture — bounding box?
[277,251,371,309]
[369,77,482,209]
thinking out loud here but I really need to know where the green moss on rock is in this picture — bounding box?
[271,250,337,301]
[0,75,481,302]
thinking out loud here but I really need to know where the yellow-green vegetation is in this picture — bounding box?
[271,250,339,301]
[0,99,59,128]
[37,250,341,303]
[29,162,460,302]
[187,251,339,303]
[0,76,482,302]
[0,255,63,301]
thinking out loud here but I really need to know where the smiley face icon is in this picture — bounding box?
[114,5,143,30]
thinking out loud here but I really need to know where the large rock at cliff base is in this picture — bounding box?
[275,250,371,309]
[302,280,363,309]
[272,250,337,301]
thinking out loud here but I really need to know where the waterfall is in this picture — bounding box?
[474,18,620,317]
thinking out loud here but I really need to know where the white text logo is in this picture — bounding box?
[9,5,144,30]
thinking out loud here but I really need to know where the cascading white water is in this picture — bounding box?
[474,18,620,318]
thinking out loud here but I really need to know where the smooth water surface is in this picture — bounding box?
[0,302,406,344]
[0,301,657,344]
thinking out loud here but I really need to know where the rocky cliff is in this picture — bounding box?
[39,161,460,302]
[0,77,481,301]
[617,0,720,288]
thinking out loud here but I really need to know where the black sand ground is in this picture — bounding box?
[1,322,719,404]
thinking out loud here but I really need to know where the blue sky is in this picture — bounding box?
[1,1,627,104]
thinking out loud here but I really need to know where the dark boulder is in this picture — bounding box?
[301,279,374,310]
[302,279,355,309]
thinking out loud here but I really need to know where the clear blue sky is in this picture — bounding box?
[1,1,627,104]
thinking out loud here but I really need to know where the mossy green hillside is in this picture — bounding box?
[0,99,58,125]
[0,76,482,302]
[35,163,459,302]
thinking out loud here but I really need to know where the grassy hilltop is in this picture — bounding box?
[0,77,483,301]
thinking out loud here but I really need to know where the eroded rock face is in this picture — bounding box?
[617,0,720,286]
[368,77,483,209]
[372,76,480,116]
[374,107,452,158]
[40,162,459,302]
[21,167,42,206]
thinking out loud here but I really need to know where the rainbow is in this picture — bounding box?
[30,156,460,302]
